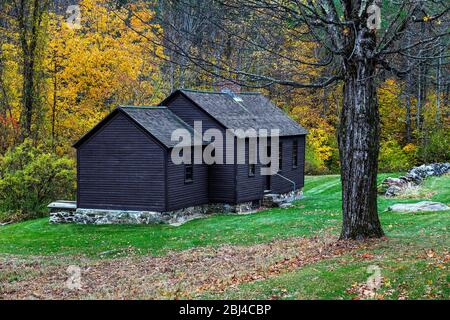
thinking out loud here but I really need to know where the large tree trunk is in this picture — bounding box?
[17,0,46,142]
[338,38,384,240]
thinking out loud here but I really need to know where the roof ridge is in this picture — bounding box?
[119,105,167,109]
[164,108,197,134]
[180,88,260,95]
[123,104,201,136]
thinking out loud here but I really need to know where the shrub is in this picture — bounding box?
[378,139,415,172]
[305,147,330,175]
[0,140,76,222]
[324,137,340,174]
[304,128,334,175]
[416,128,450,164]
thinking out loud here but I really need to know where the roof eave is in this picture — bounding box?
[73,107,171,150]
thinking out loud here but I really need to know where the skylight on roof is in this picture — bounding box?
[221,88,243,102]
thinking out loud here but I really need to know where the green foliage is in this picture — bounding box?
[378,139,415,172]
[324,137,340,174]
[305,147,329,175]
[416,128,450,164]
[304,130,338,175]
[0,139,76,221]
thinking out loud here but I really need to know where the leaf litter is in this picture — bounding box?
[0,234,365,299]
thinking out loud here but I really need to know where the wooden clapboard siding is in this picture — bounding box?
[74,90,307,213]
[164,92,236,203]
[163,94,224,133]
[77,112,166,211]
[236,138,264,203]
[166,151,209,211]
[236,136,305,202]
[270,136,305,194]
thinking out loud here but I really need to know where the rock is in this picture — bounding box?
[379,178,408,194]
[385,185,403,197]
[384,177,406,187]
[409,163,450,179]
[379,162,450,197]
[388,201,450,212]
[262,189,303,208]
[280,203,294,209]
[262,193,279,208]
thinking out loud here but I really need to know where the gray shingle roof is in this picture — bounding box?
[74,90,307,149]
[120,106,204,148]
[177,89,308,136]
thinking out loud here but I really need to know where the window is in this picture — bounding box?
[278,142,283,171]
[292,140,298,168]
[185,165,193,182]
[248,163,256,177]
[185,149,194,183]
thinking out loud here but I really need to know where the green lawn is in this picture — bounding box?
[0,173,448,299]
[201,174,450,300]
[0,173,448,258]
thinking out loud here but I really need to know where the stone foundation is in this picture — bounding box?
[262,189,304,208]
[49,189,304,225]
[49,201,261,225]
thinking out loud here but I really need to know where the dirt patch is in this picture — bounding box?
[0,235,365,299]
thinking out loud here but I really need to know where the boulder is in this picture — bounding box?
[385,185,403,197]
[262,189,303,208]
[388,201,450,212]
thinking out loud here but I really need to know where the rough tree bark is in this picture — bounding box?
[338,28,384,240]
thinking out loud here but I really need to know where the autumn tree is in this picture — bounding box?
[9,0,50,141]
[42,0,165,152]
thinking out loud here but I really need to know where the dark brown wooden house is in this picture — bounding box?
[73,89,307,212]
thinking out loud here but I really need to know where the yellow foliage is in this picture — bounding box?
[378,79,405,141]
[308,128,333,162]
[402,143,417,154]
[44,0,165,151]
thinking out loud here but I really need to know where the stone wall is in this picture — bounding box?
[379,162,450,197]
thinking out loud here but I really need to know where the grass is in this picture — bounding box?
[0,173,448,257]
[0,173,449,299]
[199,174,449,300]
[202,244,449,300]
